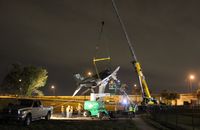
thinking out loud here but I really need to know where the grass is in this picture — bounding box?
[0,119,138,130]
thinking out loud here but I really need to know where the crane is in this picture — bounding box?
[111,0,157,105]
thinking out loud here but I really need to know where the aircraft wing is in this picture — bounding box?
[110,66,120,80]
[72,85,83,96]
[73,66,120,96]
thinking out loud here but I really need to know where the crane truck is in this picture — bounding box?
[112,0,157,105]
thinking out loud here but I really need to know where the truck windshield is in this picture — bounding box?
[17,99,33,107]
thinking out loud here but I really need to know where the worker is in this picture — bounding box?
[69,106,73,118]
[61,106,65,117]
[128,104,135,118]
[133,104,138,117]
[76,103,82,116]
[133,104,138,113]
[66,105,70,118]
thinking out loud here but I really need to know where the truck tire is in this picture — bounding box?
[97,112,103,119]
[24,114,31,126]
[83,110,90,117]
[45,112,51,120]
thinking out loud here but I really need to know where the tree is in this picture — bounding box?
[160,90,179,105]
[0,64,48,96]
[168,92,179,105]
[132,86,141,95]
[160,90,169,104]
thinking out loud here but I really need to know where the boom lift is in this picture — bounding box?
[112,0,157,105]
[82,67,120,118]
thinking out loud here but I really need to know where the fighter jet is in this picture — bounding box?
[72,66,120,96]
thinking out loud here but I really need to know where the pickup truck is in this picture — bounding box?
[1,99,53,126]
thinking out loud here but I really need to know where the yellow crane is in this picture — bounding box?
[112,0,157,105]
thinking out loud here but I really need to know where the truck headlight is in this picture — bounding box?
[18,110,26,115]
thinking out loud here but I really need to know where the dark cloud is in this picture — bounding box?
[1,0,200,95]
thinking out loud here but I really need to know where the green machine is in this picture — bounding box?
[83,101,108,118]
[81,67,120,119]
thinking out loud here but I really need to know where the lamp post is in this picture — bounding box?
[87,71,92,77]
[189,75,195,93]
[51,85,56,96]
[19,79,22,95]
[133,84,138,101]
[132,84,138,96]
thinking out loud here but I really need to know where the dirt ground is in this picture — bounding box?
[0,119,139,130]
[0,114,160,130]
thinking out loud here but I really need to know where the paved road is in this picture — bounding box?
[133,116,157,130]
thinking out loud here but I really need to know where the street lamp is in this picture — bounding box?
[190,75,195,80]
[189,74,195,93]
[87,71,92,77]
[19,79,22,95]
[133,84,138,95]
[51,85,56,96]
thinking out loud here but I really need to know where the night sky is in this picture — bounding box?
[1,0,200,95]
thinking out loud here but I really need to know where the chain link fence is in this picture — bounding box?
[147,105,200,130]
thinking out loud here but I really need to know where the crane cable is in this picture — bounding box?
[95,21,111,59]
[111,0,138,62]
[94,0,111,59]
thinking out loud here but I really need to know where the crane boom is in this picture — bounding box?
[111,0,156,104]
[111,0,137,62]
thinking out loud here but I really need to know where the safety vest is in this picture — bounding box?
[129,106,133,112]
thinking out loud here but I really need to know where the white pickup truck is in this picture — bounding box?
[1,99,53,126]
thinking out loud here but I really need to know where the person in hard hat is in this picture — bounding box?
[69,106,73,118]
[128,104,135,118]
[61,106,65,117]
[134,104,138,113]
[133,104,138,117]
[76,103,82,116]
[66,105,70,118]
